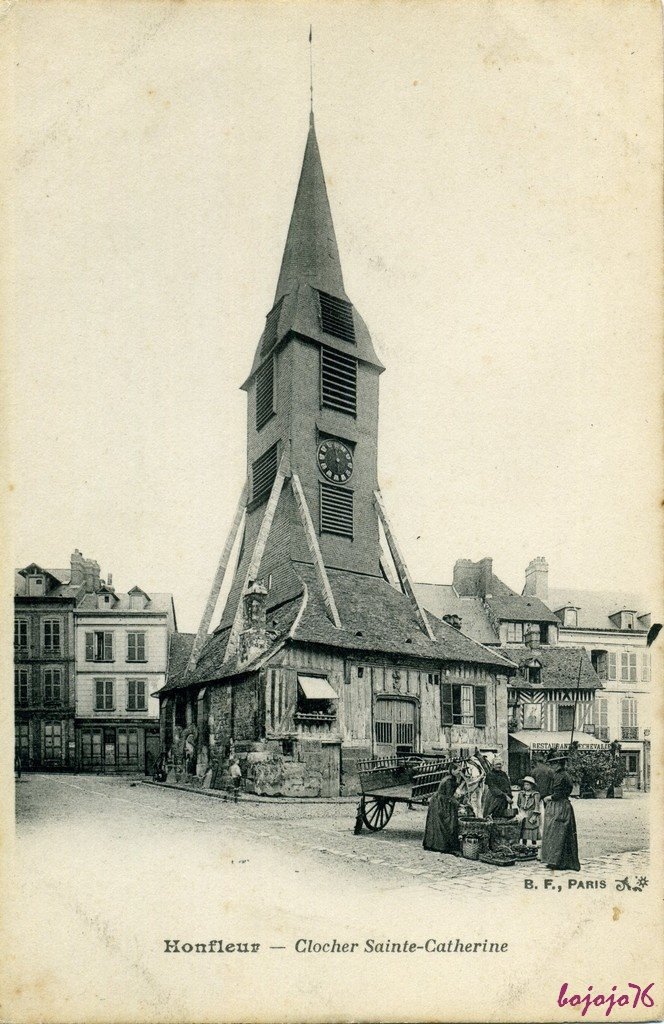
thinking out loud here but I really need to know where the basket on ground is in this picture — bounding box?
[458,818,492,853]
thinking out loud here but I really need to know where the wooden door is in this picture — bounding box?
[374,698,416,757]
[320,743,340,797]
[145,731,160,776]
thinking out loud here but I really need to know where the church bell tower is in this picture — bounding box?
[181,104,435,679]
[241,112,385,580]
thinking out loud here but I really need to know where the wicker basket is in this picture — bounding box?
[459,818,492,854]
[490,819,522,849]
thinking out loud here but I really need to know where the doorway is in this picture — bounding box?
[374,697,417,757]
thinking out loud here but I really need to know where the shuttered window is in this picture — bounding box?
[318,291,355,343]
[441,682,465,725]
[321,346,357,416]
[86,631,114,662]
[252,443,278,503]
[320,482,353,538]
[255,357,275,431]
[95,679,114,711]
[127,680,147,711]
[474,685,487,727]
[127,632,146,662]
[261,297,283,355]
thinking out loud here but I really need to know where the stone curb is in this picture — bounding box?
[141,779,358,805]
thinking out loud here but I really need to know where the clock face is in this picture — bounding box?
[317,439,354,483]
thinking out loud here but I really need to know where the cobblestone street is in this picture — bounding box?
[6,773,653,1023]
[15,773,650,892]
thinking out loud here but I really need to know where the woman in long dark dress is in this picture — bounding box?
[423,772,461,854]
[480,756,514,819]
[540,758,580,871]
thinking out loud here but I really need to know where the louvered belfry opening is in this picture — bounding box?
[252,443,278,503]
[318,290,355,343]
[255,357,275,431]
[261,297,284,355]
[320,481,354,539]
[320,346,357,416]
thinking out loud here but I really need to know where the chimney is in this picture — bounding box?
[107,572,113,587]
[70,549,85,586]
[82,559,101,594]
[453,558,492,598]
[71,550,101,593]
[525,624,541,649]
[524,556,549,601]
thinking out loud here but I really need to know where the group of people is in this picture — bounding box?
[422,749,580,871]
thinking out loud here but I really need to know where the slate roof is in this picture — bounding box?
[274,116,347,306]
[485,576,560,624]
[547,587,657,631]
[75,592,174,615]
[161,632,196,694]
[245,117,383,383]
[161,561,516,694]
[414,583,499,645]
[505,645,601,690]
[14,569,80,600]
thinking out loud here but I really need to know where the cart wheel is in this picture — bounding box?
[361,796,395,831]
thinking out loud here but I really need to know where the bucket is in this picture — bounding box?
[462,836,480,861]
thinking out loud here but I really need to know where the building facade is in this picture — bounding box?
[14,549,176,774]
[159,113,515,796]
[74,582,175,775]
[14,563,78,770]
[524,557,659,791]
[414,559,606,780]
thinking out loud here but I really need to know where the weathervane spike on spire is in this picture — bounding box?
[309,25,314,124]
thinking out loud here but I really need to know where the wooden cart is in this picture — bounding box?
[355,754,452,831]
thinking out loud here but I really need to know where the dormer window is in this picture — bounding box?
[609,608,638,631]
[128,587,150,611]
[28,576,45,597]
[564,608,578,628]
[525,660,542,686]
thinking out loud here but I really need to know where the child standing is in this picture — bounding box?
[229,757,242,803]
[517,776,541,845]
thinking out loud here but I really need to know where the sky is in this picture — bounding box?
[7,0,662,633]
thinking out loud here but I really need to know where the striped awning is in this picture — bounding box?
[509,730,609,751]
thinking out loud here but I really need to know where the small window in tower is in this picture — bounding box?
[252,443,279,503]
[320,482,353,539]
[261,297,284,355]
[320,346,357,416]
[318,291,355,343]
[255,357,275,431]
